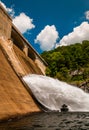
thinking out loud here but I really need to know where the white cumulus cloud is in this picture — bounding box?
[13,13,35,34]
[0,1,35,34]
[58,22,89,47]
[85,11,89,20]
[0,1,15,17]
[35,25,59,51]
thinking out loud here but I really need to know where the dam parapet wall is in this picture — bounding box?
[0,4,47,75]
[0,4,12,39]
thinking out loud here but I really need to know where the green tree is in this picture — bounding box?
[41,40,89,86]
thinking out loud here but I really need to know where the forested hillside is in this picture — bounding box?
[41,40,89,86]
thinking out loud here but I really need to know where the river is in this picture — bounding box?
[1,74,89,130]
[0,112,89,130]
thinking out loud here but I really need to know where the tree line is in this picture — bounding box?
[41,40,89,86]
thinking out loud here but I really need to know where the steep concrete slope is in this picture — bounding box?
[0,38,42,120]
[0,38,43,76]
[0,4,46,121]
[13,44,43,75]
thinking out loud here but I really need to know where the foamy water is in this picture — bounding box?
[23,74,89,112]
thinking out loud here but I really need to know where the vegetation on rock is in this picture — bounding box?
[41,40,89,86]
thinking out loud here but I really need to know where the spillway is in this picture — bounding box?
[23,74,89,112]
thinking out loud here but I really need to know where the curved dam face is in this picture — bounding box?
[0,39,43,120]
[0,4,47,120]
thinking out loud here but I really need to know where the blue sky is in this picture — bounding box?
[1,0,89,53]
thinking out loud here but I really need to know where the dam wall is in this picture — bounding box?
[0,4,47,120]
[0,4,12,39]
[11,25,47,75]
[0,45,41,120]
[0,3,47,75]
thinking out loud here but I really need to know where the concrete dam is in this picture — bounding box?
[0,4,47,120]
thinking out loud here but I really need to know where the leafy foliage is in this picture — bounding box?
[41,40,89,85]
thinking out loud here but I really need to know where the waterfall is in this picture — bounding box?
[23,74,89,112]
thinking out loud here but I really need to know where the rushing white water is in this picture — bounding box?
[23,74,89,112]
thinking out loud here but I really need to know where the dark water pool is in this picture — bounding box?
[0,112,89,130]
